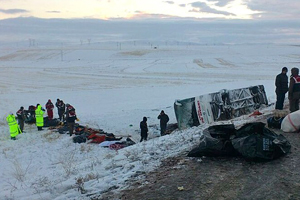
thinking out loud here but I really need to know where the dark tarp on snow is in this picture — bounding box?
[231,122,291,160]
[188,122,291,161]
[43,117,61,127]
[187,124,237,157]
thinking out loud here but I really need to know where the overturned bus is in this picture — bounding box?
[174,85,268,129]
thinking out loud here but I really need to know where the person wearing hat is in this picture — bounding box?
[275,67,288,110]
[65,103,78,136]
[157,110,169,136]
[16,106,26,133]
[45,99,54,120]
[6,112,20,140]
[140,117,148,142]
[57,100,66,122]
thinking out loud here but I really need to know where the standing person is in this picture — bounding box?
[45,99,54,120]
[6,113,20,140]
[65,104,77,136]
[140,117,148,142]
[16,106,26,133]
[35,104,44,131]
[288,67,300,112]
[55,99,60,117]
[157,110,169,136]
[57,100,66,122]
[275,67,288,110]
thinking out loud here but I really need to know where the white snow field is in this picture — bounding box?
[0,18,300,200]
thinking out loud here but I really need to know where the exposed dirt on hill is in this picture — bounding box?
[99,117,300,200]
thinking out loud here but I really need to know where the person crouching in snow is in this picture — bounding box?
[7,112,21,140]
[35,104,44,131]
[140,117,148,142]
[65,104,78,136]
[45,99,54,120]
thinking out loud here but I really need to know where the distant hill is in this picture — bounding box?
[0,17,299,46]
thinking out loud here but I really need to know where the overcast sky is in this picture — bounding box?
[0,0,299,20]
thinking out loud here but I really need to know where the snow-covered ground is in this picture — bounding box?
[1,19,300,199]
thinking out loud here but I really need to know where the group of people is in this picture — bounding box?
[6,98,78,140]
[7,97,169,142]
[275,67,300,113]
[140,110,169,142]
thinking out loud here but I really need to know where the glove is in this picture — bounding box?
[76,118,80,121]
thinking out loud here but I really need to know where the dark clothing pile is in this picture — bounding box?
[25,105,36,123]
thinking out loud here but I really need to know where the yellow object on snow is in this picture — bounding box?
[177,186,184,191]
[76,118,80,121]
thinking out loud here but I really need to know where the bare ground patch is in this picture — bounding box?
[216,58,237,68]
[193,59,216,68]
[120,50,151,56]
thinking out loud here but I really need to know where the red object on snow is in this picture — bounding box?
[109,143,125,150]
[88,134,106,144]
[249,110,263,117]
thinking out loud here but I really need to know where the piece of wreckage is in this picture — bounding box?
[174,85,268,129]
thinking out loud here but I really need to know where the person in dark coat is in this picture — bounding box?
[275,67,288,110]
[158,110,169,135]
[140,117,148,142]
[65,103,77,136]
[56,100,66,122]
[55,98,60,117]
[289,67,300,112]
[16,106,26,133]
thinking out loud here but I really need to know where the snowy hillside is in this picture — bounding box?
[1,18,300,199]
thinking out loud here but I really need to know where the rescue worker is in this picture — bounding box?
[275,67,288,110]
[140,117,148,142]
[16,106,26,133]
[288,67,300,112]
[56,100,66,122]
[65,103,78,136]
[45,99,54,120]
[35,104,44,131]
[7,113,20,140]
[157,110,169,136]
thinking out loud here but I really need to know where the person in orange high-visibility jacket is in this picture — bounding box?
[6,113,20,140]
[35,104,44,131]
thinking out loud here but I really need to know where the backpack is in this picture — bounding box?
[267,116,283,129]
